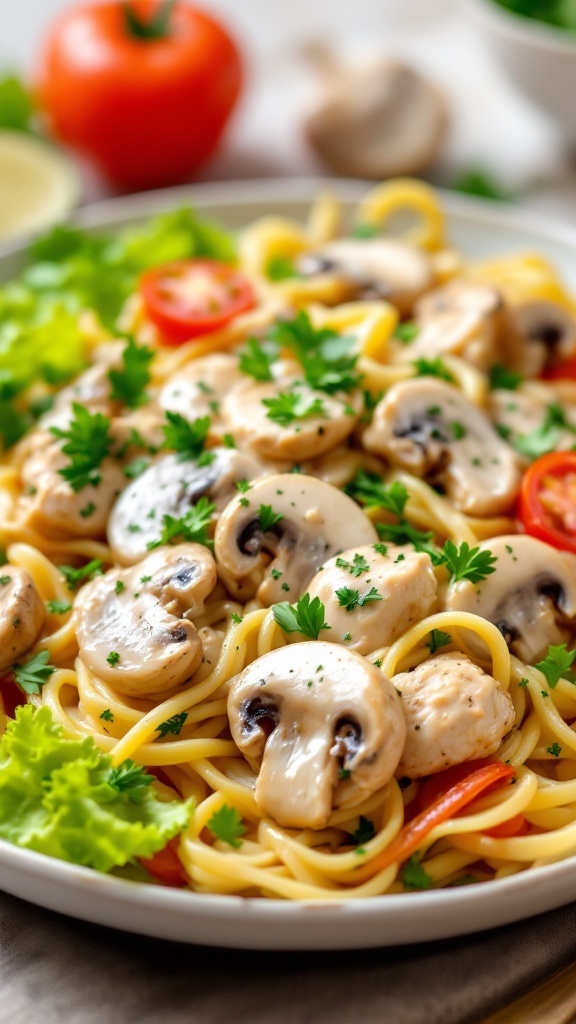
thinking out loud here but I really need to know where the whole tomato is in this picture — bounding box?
[35,0,243,191]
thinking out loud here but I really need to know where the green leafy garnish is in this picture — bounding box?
[348,471,409,516]
[427,629,452,654]
[0,705,191,871]
[46,600,72,615]
[266,255,300,281]
[514,403,576,461]
[59,559,103,592]
[269,312,360,395]
[161,412,211,461]
[106,652,120,667]
[108,337,153,408]
[547,743,562,757]
[351,816,375,846]
[12,650,55,695]
[100,709,114,722]
[449,167,512,202]
[0,73,34,132]
[441,540,497,584]
[335,553,371,577]
[402,854,433,891]
[238,337,276,381]
[262,390,326,427]
[207,804,247,848]
[147,496,215,550]
[335,586,382,611]
[157,713,188,738]
[535,643,576,689]
[258,504,284,533]
[489,364,523,391]
[376,521,444,565]
[272,593,330,640]
[353,223,380,239]
[412,357,454,383]
[394,322,419,344]
[50,404,112,492]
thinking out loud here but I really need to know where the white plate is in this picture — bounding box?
[1,179,576,950]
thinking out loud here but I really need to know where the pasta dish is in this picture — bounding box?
[0,178,576,900]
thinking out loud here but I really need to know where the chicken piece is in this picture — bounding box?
[393,653,514,778]
[0,566,46,671]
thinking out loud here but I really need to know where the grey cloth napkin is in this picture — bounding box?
[2,890,576,1024]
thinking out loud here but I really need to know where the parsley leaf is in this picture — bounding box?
[146,496,215,550]
[238,338,276,381]
[46,600,72,615]
[59,559,103,592]
[335,553,371,577]
[50,403,112,492]
[412,357,454,383]
[514,403,576,461]
[107,760,153,803]
[336,586,382,611]
[441,540,497,583]
[272,593,330,640]
[351,816,376,845]
[353,223,380,239]
[262,390,326,427]
[100,709,114,722]
[376,521,444,565]
[489,364,523,391]
[269,311,360,395]
[12,650,55,695]
[157,712,188,737]
[402,854,433,891]
[161,412,211,461]
[266,255,300,281]
[108,337,153,408]
[535,643,576,689]
[207,804,247,848]
[547,742,562,757]
[427,629,452,654]
[258,504,284,533]
[348,471,409,516]
[394,322,419,344]
[0,74,34,132]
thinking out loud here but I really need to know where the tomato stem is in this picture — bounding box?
[122,0,177,41]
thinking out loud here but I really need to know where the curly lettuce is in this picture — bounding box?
[0,705,192,873]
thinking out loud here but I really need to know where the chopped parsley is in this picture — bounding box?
[339,767,351,780]
[547,742,562,758]
[50,403,112,492]
[147,496,215,550]
[123,456,149,480]
[157,712,188,737]
[412,357,454,383]
[262,390,326,427]
[114,580,125,596]
[107,760,153,802]
[441,540,497,584]
[401,854,433,891]
[514,403,576,461]
[12,650,55,695]
[427,629,452,654]
[376,521,444,565]
[348,471,409,516]
[351,816,376,846]
[534,643,576,689]
[207,804,247,848]
[258,504,284,533]
[394,321,419,344]
[235,479,251,494]
[80,501,96,519]
[335,586,382,611]
[161,412,211,462]
[489,364,523,391]
[266,254,300,281]
[272,593,330,640]
[230,613,243,624]
[46,600,72,615]
[99,709,114,722]
[108,336,154,408]
[106,652,120,667]
[268,311,360,395]
[335,553,371,577]
[238,338,276,381]
[59,559,103,592]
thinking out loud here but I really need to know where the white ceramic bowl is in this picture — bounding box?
[462,0,576,142]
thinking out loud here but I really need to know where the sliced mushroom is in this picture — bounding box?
[0,567,46,672]
[221,360,362,462]
[108,447,265,565]
[228,642,406,829]
[159,353,245,422]
[215,473,377,605]
[75,543,217,696]
[489,387,576,458]
[444,535,576,664]
[304,48,447,182]
[306,543,437,655]
[503,301,576,378]
[399,279,504,370]
[393,653,515,778]
[363,379,522,516]
[18,433,126,539]
[36,341,126,435]
[297,239,433,317]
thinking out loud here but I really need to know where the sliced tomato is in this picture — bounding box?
[0,675,26,719]
[543,358,576,382]
[139,837,187,887]
[518,451,576,554]
[139,259,256,344]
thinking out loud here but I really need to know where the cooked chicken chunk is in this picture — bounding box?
[0,566,46,672]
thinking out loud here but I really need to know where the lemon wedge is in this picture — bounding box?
[0,130,80,244]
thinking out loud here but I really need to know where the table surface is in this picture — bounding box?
[3,0,576,223]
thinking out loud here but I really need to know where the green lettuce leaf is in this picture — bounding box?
[0,705,192,873]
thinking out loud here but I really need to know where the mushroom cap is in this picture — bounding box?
[503,300,576,378]
[444,535,576,664]
[393,653,515,778]
[402,279,504,370]
[0,566,46,672]
[108,447,264,565]
[489,388,576,462]
[215,473,378,605]
[298,238,433,318]
[305,59,447,181]
[228,641,406,829]
[220,363,362,462]
[306,543,437,655]
[363,378,523,516]
[75,543,217,696]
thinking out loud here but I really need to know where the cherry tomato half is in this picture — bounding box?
[139,259,256,345]
[518,451,576,555]
[140,837,187,887]
[543,357,576,382]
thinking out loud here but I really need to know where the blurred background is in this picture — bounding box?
[2,0,576,241]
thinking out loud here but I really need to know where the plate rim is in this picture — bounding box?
[1,177,576,947]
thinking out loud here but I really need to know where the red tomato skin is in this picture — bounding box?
[140,259,256,344]
[35,2,243,190]
[140,837,187,887]
[518,451,576,555]
[542,358,576,382]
